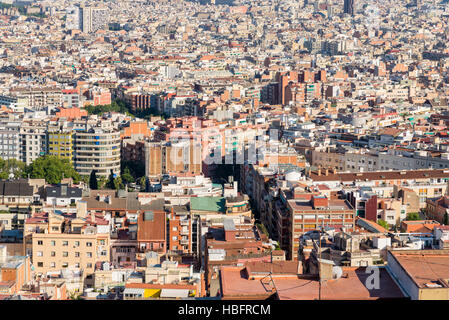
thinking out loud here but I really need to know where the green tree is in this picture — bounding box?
[85,99,130,116]
[106,169,115,189]
[80,175,89,184]
[25,155,80,184]
[121,167,134,184]
[406,212,420,221]
[98,176,107,189]
[113,176,124,190]
[139,176,146,188]
[256,223,269,236]
[0,158,25,179]
[89,170,98,190]
[121,160,145,181]
[377,219,389,230]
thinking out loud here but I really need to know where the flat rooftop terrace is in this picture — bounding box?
[288,199,353,211]
[390,250,449,288]
[220,266,405,300]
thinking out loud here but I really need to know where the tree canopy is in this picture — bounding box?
[0,158,25,179]
[121,166,134,184]
[113,176,124,190]
[121,160,144,182]
[377,219,389,230]
[89,170,99,190]
[406,212,420,221]
[85,100,129,116]
[25,155,80,184]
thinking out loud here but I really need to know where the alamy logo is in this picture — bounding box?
[365,266,380,290]
[167,128,280,166]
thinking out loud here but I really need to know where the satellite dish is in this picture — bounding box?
[332,266,343,280]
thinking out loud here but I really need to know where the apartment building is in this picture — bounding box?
[124,92,161,113]
[137,209,167,254]
[144,260,198,286]
[61,90,80,109]
[0,246,32,296]
[10,88,62,113]
[0,208,31,232]
[0,180,37,208]
[0,117,21,161]
[80,6,109,34]
[73,127,121,177]
[27,208,110,280]
[91,89,111,106]
[312,148,449,173]
[20,120,47,165]
[45,184,82,207]
[65,6,81,30]
[387,249,449,300]
[122,139,145,163]
[47,131,74,163]
[110,230,137,268]
[204,219,271,294]
[426,196,449,224]
[167,206,201,257]
[309,169,449,209]
[144,141,202,178]
[346,188,378,221]
[275,191,355,260]
[377,198,408,227]
[93,264,133,289]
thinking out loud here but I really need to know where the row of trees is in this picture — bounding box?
[88,161,146,191]
[85,99,167,120]
[0,155,146,190]
[0,155,80,184]
[85,100,130,116]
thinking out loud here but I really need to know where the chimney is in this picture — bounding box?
[91,212,96,223]
[318,259,334,282]
[325,168,329,176]
[61,185,67,197]
[317,168,322,176]
[297,260,302,275]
